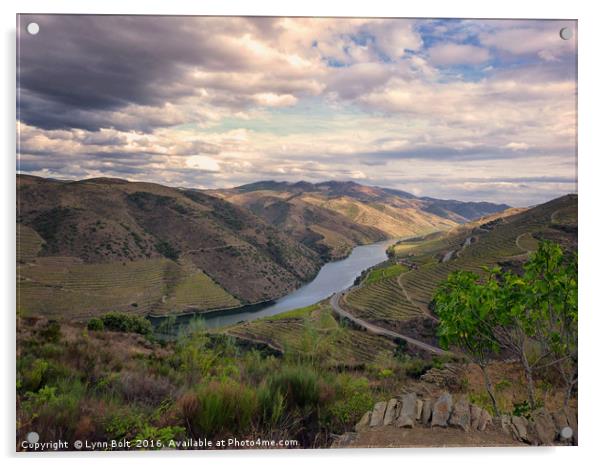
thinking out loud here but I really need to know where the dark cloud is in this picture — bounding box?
[17,15,282,131]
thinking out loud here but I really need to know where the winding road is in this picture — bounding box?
[329,291,450,356]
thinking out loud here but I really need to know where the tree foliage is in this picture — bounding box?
[434,241,577,410]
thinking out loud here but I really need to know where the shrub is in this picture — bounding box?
[117,371,174,405]
[191,380,258,437]
[87,318,104,331]
[101,312,152,335]
[39,320,61,343]
[19,358,49,392]
[267,365,320,411]
[327,375,373,431]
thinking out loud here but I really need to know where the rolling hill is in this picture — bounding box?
[211,180,509,259]
[339,194,577,337]
[17,175,323,318]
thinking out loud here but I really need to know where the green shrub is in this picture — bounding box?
[192,379,258,437]
[39,320,61,343]
[327,375,373,431]
[19,359,49,392]
[267,365,320,410]
[87,318,104,331]
[101,312,152,335]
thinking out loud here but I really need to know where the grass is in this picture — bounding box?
[17,257,239,319]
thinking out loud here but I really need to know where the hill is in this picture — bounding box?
[338,194,577,337]
[17,175,323,318]
[211,180,509,259]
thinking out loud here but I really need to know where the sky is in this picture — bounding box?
[17,15,577,206]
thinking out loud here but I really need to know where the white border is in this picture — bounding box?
[2,1,600,465]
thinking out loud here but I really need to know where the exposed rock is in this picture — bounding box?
[511,416,529,442]
[449,397,471,431]
[331,432,358,447]
[532,409,556,445]
[383,399,399,426]
[470,405,483,431]
[369,401,387,427]
[431,392,453,427]
[421,399,433,425]
[415,398,424,420]
[355,411,371,432]
[396,392,417,428]
[477,409,492,431]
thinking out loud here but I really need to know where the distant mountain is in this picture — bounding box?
[212,180,509,259]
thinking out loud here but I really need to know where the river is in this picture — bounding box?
[160,238,397,330]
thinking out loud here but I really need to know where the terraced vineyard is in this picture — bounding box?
[397,195,577,311]
[17,256,239,319]
[17,224,44,264]
[226,305,397,367]
[344,277,423,324]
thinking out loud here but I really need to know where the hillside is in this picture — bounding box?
[211,180,509,259]
[338,194,577,338]
[17,175,323,318]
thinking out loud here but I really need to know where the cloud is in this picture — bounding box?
[428,43,490,66]
[16,16,577,206]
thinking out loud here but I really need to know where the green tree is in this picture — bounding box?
[434,270,502,415]
[495,241,577,408]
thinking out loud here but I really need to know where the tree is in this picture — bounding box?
[495,242,577,408]
[434,270,502,415]
[435,241,578,411]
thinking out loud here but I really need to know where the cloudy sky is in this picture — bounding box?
[17,15,577,206]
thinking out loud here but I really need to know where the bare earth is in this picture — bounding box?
[334,425,524,448]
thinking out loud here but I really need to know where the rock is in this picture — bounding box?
[355,411,371,431]
[532,408,556,445]
[421,399,433,425]
[511,416,529,442]
[500,414,512,435]
[331,432,357,448]
[415,398,423,420]
[477,409,492,431]
[396,392,417,428]
[383,399,399,426]
[449,397,471,431]
[431,392,453,427]
[369,401,387,427]
[470,405,483,430]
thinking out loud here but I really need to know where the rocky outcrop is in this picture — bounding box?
[432,393,453,427]
[396,393,418,428]
[354,393,576,447]
[357,391,493,433]
[449,397,471,431]
[502,408,577,446]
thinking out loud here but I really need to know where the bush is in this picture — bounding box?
[87,318,104,331]
[101,312,152,335]
[267,365,320,410]
[39,320,61,343]
[327,375,373,431]
[190,380,258,437]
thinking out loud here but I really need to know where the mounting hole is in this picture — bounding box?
[559,27,573,40]
[26,22,40,35]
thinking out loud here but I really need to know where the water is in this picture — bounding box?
[169,238,397,329]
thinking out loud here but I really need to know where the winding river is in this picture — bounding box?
[162,238,397,330]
